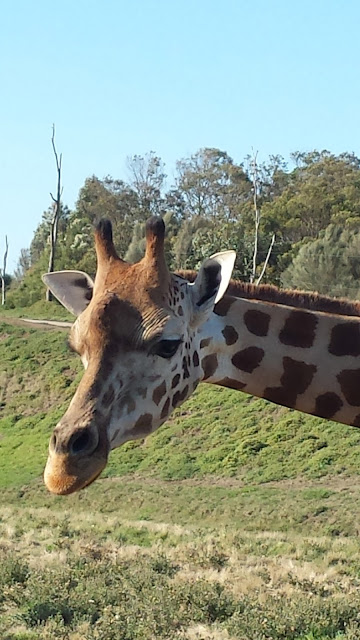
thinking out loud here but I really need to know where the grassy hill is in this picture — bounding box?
[1,317,360,491]
[2,316,360,639]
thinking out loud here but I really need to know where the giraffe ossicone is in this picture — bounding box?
[43,217,360,495]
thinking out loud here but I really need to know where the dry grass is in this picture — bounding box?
[183,624,238,639]
[1,502,360,600]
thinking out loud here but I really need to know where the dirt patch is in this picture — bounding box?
[0,316,71,331]
[99,472,360,492]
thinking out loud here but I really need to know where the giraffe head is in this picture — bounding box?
[42,218,235,494]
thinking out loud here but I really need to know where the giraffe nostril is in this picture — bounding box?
[70,429,95,455]
[50,433,57,453]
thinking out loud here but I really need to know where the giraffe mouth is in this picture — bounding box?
[43,452,108,495]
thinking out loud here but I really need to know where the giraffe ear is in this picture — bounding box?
[42,271,94,316]
[191,251,236,313]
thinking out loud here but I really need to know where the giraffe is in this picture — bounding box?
[42,216,360,495]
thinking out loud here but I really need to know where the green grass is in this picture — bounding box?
[2,318,360,490]
[3,317,360,637]
[0,496,360,638]
[0,299,74,321]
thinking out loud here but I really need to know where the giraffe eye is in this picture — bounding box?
[152,339,182,359]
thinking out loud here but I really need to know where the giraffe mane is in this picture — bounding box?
[176,271,360,318]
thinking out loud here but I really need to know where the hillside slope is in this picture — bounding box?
[1,318,360,492]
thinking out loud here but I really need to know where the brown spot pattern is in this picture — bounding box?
[314,392,343,419]
[152,381,167,406]
[279,311,318,348]
[352,414,360,427]
[182,356,190,379]
[337,369,360,406]
[244,309,270,337]
[232,347,264,373]
[130,413,153,436]
[171,374,181,388]
[264,357,317,409]
[216,377,246,391]
[222,325,239,345]
[172,385,189,408]
[214,296,235,317]
[201,354,218,380]
[329,322,360,357]
[118,394,136,415]
[193,350,199,367]
[160,397,170,419]
[200,337,212,349]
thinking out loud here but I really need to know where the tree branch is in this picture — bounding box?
[256,234,275,285]
[46,125,62,302]
[250,151,260,283]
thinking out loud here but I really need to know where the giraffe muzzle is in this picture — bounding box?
[49,426,99,457]
[44,423,109,495]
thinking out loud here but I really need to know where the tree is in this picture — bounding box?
[127,152,166,217]
[0,235,8,305]
[171,216,208,269]
[174,148,250,221]
[265,150,360,244]
[124,221,147,263]
[46,125,63,302]
[14,248,31,281]
[246,151,275,284]
[75,175,138,259]
[281,224,360,298]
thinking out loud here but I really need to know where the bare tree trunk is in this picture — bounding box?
[46,124,63,302]
[250,151,260,284]
[249,151,275,285]
[0,235,9,306]
[256,233,275,285]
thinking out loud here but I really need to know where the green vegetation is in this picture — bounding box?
[3,319,360,491]
[282,225,360,298]
[2,320,360,637]
[2,502,360,639]
[3,145,360,637]
[5,148,360,308]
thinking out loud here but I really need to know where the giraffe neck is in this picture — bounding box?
[198,295,360,427]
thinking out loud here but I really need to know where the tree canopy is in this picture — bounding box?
[7,148,360,308]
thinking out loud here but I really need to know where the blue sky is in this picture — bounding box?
[1,0,360,271]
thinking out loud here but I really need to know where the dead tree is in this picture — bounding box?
[46,124,63,302]
[249,151,260,284]
[0,235,8,306]
[249,151,275,285]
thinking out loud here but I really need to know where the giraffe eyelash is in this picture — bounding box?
[150,338,183,359]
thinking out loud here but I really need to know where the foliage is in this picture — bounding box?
[6,146,360,309]
[263,151,360,243]
[6,254,50,308]
[282,224,360,297]
[4,319,360,498]
[127,151,166,217]
[174,147,251,220]
[2,321,360,636]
